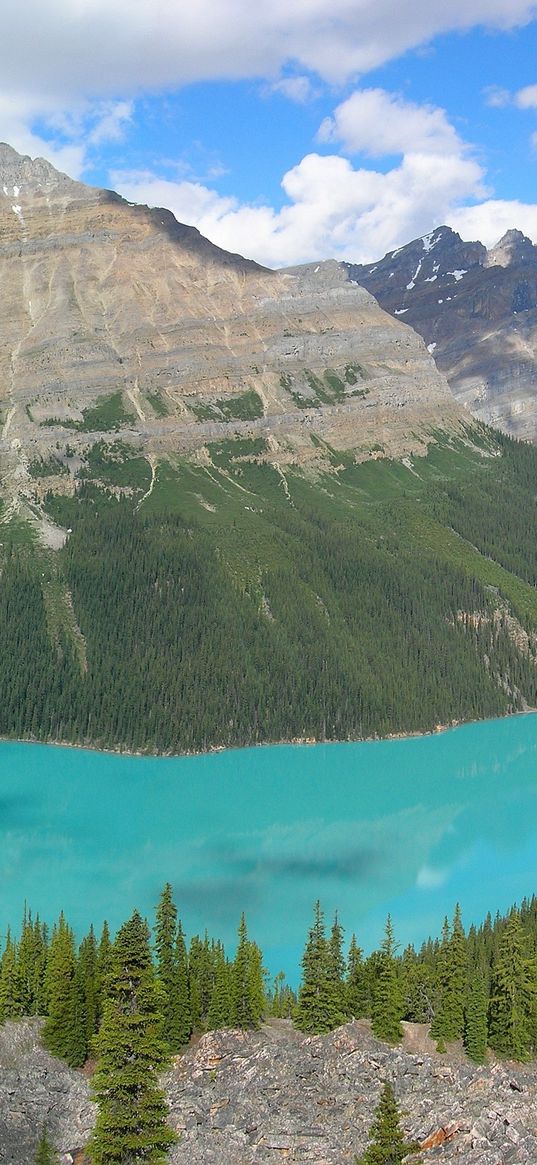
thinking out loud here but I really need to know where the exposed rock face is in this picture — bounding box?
[0,144,462,532]
[165,1021,537,1165]
[348,226,537,441]
[0,1018,94,1163]
[3,1018,537,1165]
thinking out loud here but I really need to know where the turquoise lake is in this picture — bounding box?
[2,714,537,982]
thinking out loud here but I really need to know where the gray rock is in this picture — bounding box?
[4,1017,537,1164]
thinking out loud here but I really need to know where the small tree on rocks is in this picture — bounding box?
[34,1125,59,1165]
[355,1081,419,1165]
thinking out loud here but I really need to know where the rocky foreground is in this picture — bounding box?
[2,1018,537,1164]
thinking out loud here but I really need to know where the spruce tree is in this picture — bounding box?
[0,930,20,1022]
[294,901,346,1034]
[69,928,99,1067]
[207,959,234,1029]
[430,906,466,1044]
[464,974,488,1063]
[346,934,369,1019]
[17,908,45,1016]
[154,884,191,1051]
[371,917,403,1045]
[174,919,192,1047]
[188,933,214,1029]
[488,913,536,1060]
[270,971,295,1018]
[327,913,348,1021]
[355,1081,419,1165]
[42,914,82,1066]
[88,910,175,1165]
[95,920,113,1029]
[34,1125,59,1165]
[231,914,265,1029]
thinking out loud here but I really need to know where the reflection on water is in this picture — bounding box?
[0,712,537,979]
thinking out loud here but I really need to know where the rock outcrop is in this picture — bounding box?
[165,1021,537,1165]
[348,226,537,442]
[3,1018,537,1164]
[0,1019,93,1163]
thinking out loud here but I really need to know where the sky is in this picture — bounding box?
[4,1,537,267]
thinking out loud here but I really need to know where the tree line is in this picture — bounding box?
[6,887,537,1162]
[7,889,537,1072]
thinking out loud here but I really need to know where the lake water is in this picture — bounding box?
[1,714,537,983]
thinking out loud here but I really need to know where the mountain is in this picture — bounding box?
[347,225,537,441]
[0,141,459,543]
[1,145,537,753]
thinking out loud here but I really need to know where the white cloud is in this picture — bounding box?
[110,86,487,267]
[0,3,533,267]
[112,127,486,268]
[448,199,537,246]
[267,76,316,104]
[483,85,512,107]
[319,88,465,158]
[87,101,134,146]
[0,0,534,105]
[516,83,537,108]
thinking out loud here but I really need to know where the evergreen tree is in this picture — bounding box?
[231,914,265,1029]
[207,959,234,1030]
[42,914,82,1066]
[327,913,348,1021]
[154,884,191,1051]
[34,1125,59,1165]
[430,906,466,1043]
[188,933,214,1030]
[270,971,295,1018]
[400,945,435,1025]
[95,920,113,1028]
[346,934,369,1019]
[371,917,403,1045]
[355,1081,419,1165]
[464,974,488,1063]
[488,913,537,1060]
[88,911,175,1165]
[71,927,99,1066]
[13,909,48,1017]
[173,919,192,1047]
[0,930,20,1022]
[294,902,347,1034]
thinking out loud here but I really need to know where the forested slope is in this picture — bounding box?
[3,424,537,753]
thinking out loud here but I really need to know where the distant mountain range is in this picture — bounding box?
[348,226,537,442]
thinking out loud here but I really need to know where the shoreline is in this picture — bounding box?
[1,706,536,761]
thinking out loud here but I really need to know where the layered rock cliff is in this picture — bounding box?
[0,144,463,538]
[348,226,537,441]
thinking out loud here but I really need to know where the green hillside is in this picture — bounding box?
[4,423,537,754]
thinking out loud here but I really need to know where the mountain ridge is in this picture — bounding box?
[0,144,463,547]
[348,224,537,441]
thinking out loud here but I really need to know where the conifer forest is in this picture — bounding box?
[5,424,537,754]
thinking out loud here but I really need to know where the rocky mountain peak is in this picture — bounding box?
[347,226,486,307]
[485,228,536,268]
[348,223,537,442]
[0,142,84,198]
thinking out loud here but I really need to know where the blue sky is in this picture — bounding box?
[3,1,537,265]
